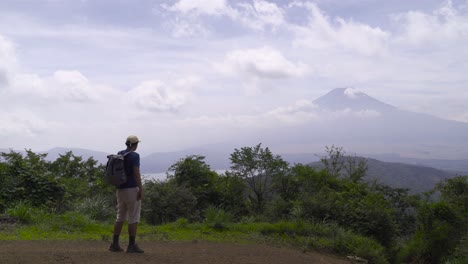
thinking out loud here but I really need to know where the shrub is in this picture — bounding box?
[203,205,233,230]
[6,201,34,224]
[143,180,198,224]
[75,196,113,222]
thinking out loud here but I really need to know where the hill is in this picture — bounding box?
[309,157,460,193]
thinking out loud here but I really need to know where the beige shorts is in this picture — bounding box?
[116,187,141,224]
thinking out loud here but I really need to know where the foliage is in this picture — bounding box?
[48,151,110,211]
[1,146,466,263]
[168,155,221,211]
[320,145,368,182]
[203,205,233,230]
[230,143,289,214]
[0,150,65,211]
[398,175,467,264]
[213,171,247,217]
[258,221,388,264]
[142,180,198,224]
[6,201,34,224]
[75,196,114,222]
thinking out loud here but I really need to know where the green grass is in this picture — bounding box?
[0,212,388,263]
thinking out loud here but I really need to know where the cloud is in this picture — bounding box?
[265,99,319,124]
[127,78,197,112]
[0,109,50,136]
[393,0,468,47]
[344,88,364,99]
[217,46,308,79]
[161,0,232,37]
[234,0,285,31]
[162,0,228,16]
[0,34,17,88]
[161,0,285,36]
[288,1,389,56]
[11,70,103,102]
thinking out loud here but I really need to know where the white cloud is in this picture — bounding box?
[127,79,195,112]
[11,70,103,102]
[163,0,228,16]
[161,0,285,36]
[0,109,50,136]
[161,0,231,37]
[0,34,17,88]
[344,88,364,99]
[393,0,468,46]
[289,1,389,56]
[234,0,285,31]
[217,46,308,79]
[265,99,319,124]
[169,16,211,38]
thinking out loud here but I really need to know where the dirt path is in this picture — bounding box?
[0,240,351,264]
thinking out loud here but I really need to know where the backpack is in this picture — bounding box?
[105,152,130,186]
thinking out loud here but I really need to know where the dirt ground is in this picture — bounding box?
[0,240,351,264]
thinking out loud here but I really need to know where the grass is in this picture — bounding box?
[0,211,388,263]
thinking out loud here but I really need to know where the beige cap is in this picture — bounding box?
[126,135,140,144]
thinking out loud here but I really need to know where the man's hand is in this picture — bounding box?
[137,189,143,201]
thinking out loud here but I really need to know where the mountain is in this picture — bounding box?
[313,88,396,112]
[277,88,468,160]
[309,157,460,193]
[43,147,110,164]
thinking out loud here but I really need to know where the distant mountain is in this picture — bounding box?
[43,147,109,164]
[314,88,396,112]
[309,157,460,193]
[274,88,468,160]
[141,148,231,173]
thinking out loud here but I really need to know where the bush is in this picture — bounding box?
[203,205,233,230]
[6,201,34,224]
[75,197,113,222]
[143,180,198,224]
[258,221,388,263]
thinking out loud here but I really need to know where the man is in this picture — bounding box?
[109,135,144,253]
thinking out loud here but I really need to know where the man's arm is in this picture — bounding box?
[133,166,143,201]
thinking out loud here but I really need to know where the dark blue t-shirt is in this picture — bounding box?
[117,150,140,189]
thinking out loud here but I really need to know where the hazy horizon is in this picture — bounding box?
[1,0,467,158]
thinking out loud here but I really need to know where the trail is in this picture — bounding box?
[0,240,350,264]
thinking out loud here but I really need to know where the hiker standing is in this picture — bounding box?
[109,135,144,253]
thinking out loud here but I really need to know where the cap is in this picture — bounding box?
[126,135,140,144]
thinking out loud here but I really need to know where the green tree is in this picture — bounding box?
[214,171,247,217]
[168,155,220,211]
[48,151,108,211]
[320,145,368,182]
[143,180,197,224]
[229,143,289,214]
[398,176,467,263]
[0,150,64,211]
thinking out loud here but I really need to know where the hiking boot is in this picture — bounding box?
[126,244,144,253]
[108,243,124,252]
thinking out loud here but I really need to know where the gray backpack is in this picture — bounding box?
[105,152,130,186]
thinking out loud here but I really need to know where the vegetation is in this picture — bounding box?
[0,145,467,264]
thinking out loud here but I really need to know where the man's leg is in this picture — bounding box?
[113,221,124,243]
[110,189,126,252]
[126,193,143,253]
[128,222,138,245]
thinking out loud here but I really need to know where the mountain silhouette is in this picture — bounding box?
[313,88,396,112]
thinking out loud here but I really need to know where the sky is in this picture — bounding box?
[0,0,467,155]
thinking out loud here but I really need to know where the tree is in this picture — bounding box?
[48,151,108,210]
[398,176,467,263]
[229,143,289,214]
[0,150,64,210]
[143,180,198,224]
[320,145,368,182]
[168,155,220,211]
